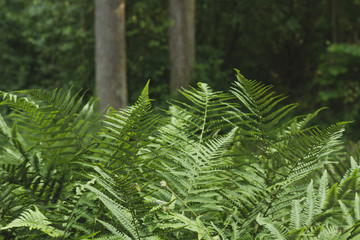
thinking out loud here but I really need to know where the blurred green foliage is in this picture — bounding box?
[312,43,360,138]
[0,0,359,139]
[126,0,170,103]
[0,0,94,92]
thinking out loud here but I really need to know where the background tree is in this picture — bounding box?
[169,0,195,92]
[95,0,127,110]
[0,0,359,138]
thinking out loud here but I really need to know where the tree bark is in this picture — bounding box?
[95,0,127,110]
[169,0,195,92]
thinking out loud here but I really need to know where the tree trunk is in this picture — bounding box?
[169,0,195,92]
[95,0,127,110]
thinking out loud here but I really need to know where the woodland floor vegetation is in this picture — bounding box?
[0,72,359,239]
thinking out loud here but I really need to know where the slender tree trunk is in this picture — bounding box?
[169,0,195,92]
[95,0,127,110]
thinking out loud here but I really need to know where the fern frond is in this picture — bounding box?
[1,206,63,237]
[85,184,138,239]
[290,200,302,229]
[211,222,230,240]
[304,180,316,226]
[163,213,214,240]
[91,81,158,172]
[96,219,132,240]
[0,88,102,206]
[338,200,354,228]
[153,127,238,218]
[355,193,360,221]
[256,214,287,240]
[230,70,298,135]
[174,82,234,141]
[0,114,11,138]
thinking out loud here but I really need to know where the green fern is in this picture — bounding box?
[255,160,360,239]
[0,88,101,203]
[79,82,163,239]
[147,83,238,230]
[1,206,62,237]
[216,72,349,236]
[0,72,357,239]
[0,88,103,238]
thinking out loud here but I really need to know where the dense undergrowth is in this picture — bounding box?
[0,71,359,239]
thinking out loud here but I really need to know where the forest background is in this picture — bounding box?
[0,0,360,140]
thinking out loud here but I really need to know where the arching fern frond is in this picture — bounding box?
[0,72,356,240]
[211,72,349,237]
[88,80,158,172]
[0,88,102,203]
[84,166,161,240]
[256,214,288,240]
[0,206,63,238]
[230,70,298,137]
[78,82,163,239]
[253,160,360,239]
[140,82,242,238]
[170,82,234,142]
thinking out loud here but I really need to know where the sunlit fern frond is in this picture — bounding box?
[229,70,298,140]
[170,82,234,142]
[6,88,101,158]
[75,83,162,239]
[211,72,349,237]
[139,82,242,239]
[152,116,238,217]
[0,88,103,239]
[0,206,63,238]
[256,214,288,240]
[84,166,160,240]
[254,159,360,239]
[88,81,158,173]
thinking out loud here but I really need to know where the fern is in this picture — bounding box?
[214,72,349,237]
[147,83,238,234]
[255,160,360,239]
[0,72,357,239]
[0,88,103,238]
[1,206,63,237]
[78,82,163,239]
[0,88,101,203]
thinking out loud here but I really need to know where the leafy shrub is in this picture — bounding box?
[0,72,359,239]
